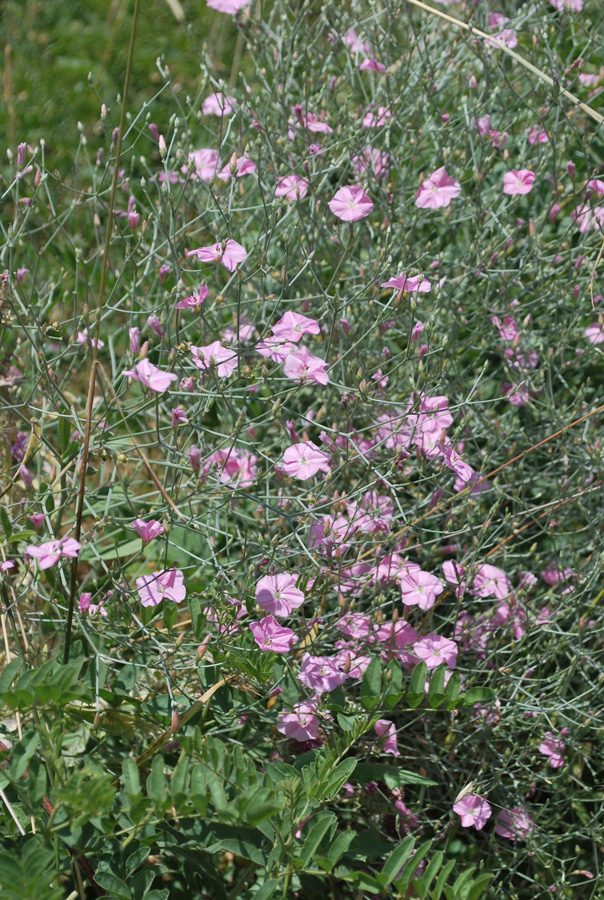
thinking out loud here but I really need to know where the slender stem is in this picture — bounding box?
[64,0,141,665]
[399,0,603,126]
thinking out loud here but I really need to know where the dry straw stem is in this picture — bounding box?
[399,0,604,127]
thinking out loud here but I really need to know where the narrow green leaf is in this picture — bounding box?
[252,879,279,900]
[380,835,415,885]
[94,871,132,900]
[299,812,337,865]
[326,830,357,868]
[444,671,462,709]
[453,867,476,898]
[322,757,357,800]
[462,688,496,707]
[122,758,141,796]
[407,661,428,708]
[428,665,447,709]
[147,755,166,803]
[431,858,456,900]
[0,658,22,696]
[361,657,382,700]
[189,595,203,638]
[394,839,432,891]
[462,873,494,900]
[415,850,443,899]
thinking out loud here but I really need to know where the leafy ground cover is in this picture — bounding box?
[1,0,604,898]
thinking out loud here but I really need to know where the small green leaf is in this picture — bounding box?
[380,835,415,885]
[122,758,141,797]
[326,830,356,868]
[322,757,357,800]
[431,858,456,900]
[147,755,166,803]
[462,688,496,707]
[0,658,22,695]
[452,867,477,898]
[252,878,280,900]
[394,839,432,891]
[444,671,462,709]
[94,871,132,900]
[407,661,428,708]
[415,850,443,899]
[428,665,447,709]
[299,813,337,865]
[463,873,495,900]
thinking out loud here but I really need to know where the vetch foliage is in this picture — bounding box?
[1,0,604,897]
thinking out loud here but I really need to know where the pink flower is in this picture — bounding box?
[337,613,371,640]
[277,701,319,740]
[122,359,177,393]
[486,29,517,49]
[549,0,582,9]
[298,653,347,694]
[26,537,81,569]
[29,513,45,530]
[282,441,331,480]
[76,330,105,349]
[359,58,386,72]
[186,148,221,182]
[283,346,329,384]
[275,175,309,201]
[191,341,238,378]
[437,443,475,483]
[175,285,209,309]
[472,563,510,599]
[217,155,256,180]
[202,92,236,116]
[442,560,466,598]
[171,407,189,427]
[585,323,604,345]
[129,327,140,353]
[416,167,461,209]
[79,592,107,617]
[328,185,373,221]
[399,569,444,610]
[453,795,492,830]
[186,239,247,272]
[526,125,549,145]
[503,170,536,196]
[381,273,431,293]
[136,569,186,607]
[413,633,458,669]
[272,311,320,343]
[206,0,250,12]
[538,732,566,768]
[256,336,294,363]
[351,147,391,180]
[255,573,305,617]
[1,560,16,572]
[495,806,535,840]
[362,106,391,128]
[132,518,164,542]
[250,616,297,652]
[374,720,400,756]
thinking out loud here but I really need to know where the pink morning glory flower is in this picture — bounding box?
[275,175,309,201]
[538,732,566,768]
[413,633,458,669]
[362,106,392,128]
[255,573,305,617]
[495,806,535,840]
[76,330,105,349]
[437,443,475,483]
[453,794,492,830]
[503,170,535,196]
[191,341,238,378]
[79,592,107,617]
[282,441,331,480]
[282,346,329,384]
[26,537,81,569]
[175,285,209,309]
[122,359,177,393]
[186,239,247,272]
[217,155,256,180]
[206,0,250,12]
[272,311,320,343]
[584,323,604,344]
[359,59,386,72]
[380,273,432,293]
[202,92,236,116]
[415,167,461,209]
[328,185,373,221]
[298,653,348,694]
[399,568,444,610]
[136,569,186,607]
[250,616,297,652]
[132,518,165,543]
[186,148,221,182]
[337,612,371,639]
[256,336,295,363]
[277,701,319,741]
[351,147,391,180]
[472,563,510,599]
[1,560,16,572]
[374,720,400,756]
[29,513,45,530]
